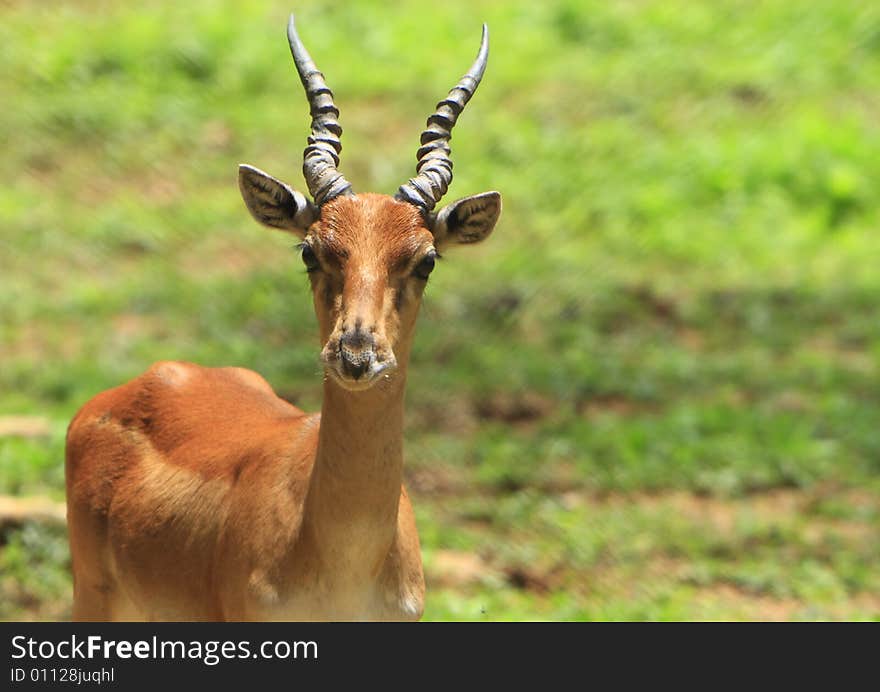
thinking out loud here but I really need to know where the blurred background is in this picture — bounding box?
[1,0,879,620]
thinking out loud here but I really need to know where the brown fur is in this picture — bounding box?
[66,195,433,621]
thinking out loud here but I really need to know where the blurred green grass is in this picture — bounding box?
[1,0,879,620]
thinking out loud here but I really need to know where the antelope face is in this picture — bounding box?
[237,15,502,391]
[305,194,434,390]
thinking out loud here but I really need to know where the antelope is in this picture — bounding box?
[65,15,501,621]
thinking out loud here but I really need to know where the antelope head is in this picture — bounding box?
[239,15,502,391]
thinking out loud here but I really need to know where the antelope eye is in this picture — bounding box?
[413,252,437,280]
[301,244,320,272]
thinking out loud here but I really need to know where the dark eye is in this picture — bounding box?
[301,244,320,272]
[413,251,437,280]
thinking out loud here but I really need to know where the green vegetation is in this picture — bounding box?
[1,0,879,620]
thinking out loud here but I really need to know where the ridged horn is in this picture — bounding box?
[395,24,489,212]
[287,14,354,205]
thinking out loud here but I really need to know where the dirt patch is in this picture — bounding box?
[577,393,658,419]
[691,583,803,621]
[407,397,479,435]
[626,284,681,326]
[473,392,556,425]
[583,487,863,538]
[0,496,66,531]
[405,466,470,496]
[676,326,705,351]
[730,83,769,106]
[593,487,804,513]
[803,336,875,374]
[0,416,52,439]
[847,591,880,617]
[502,563,570,594]
[112,313,168,341]
[427,550,498,588]
[768,389,812,413]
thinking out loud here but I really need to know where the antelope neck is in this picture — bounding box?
[301,363,410,569]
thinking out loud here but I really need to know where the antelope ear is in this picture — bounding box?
[431,191,502,248]
[238,164,318,235]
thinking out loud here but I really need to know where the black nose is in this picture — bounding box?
[341,356,369,380]
[339,328,375,380]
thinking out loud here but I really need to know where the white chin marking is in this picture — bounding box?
[324,360,396,392]
[326,368,382,392]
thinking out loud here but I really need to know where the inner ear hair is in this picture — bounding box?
[238,164,318,234]
[432,191,502,246]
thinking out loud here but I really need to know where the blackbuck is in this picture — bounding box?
[65,15,501,621]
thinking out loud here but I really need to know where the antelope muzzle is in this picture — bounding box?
[322,325,397,390]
